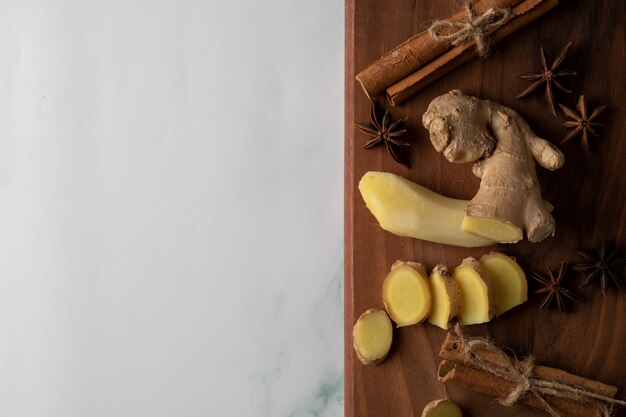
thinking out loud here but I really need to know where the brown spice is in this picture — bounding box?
[515,42,577,116]
[532,262,579,312]
[574,241,625,294]
[354,101,410,167]
[438,329,622,417]
[559,96,607,152]
[356,0,530,99]
[386,0,558,105]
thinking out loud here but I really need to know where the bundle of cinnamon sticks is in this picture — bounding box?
[438,331,623,417]
[356,0,558,105]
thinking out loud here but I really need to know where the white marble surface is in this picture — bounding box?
[0,1,343,416]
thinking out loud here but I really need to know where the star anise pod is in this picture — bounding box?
[532,263,579,312]
[559,95,607,152]
[355,101,410,168]
[574,242,625,295]
[515,41,577,116]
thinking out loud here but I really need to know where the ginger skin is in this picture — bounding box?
[422,90,565,243]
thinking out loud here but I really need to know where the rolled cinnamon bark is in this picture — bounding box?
[438,332,619,417]
[356,0,527,99]
[438,360,606,417]
[439,333,618,398]
[386,0,558,105]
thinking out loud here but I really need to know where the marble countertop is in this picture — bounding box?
[0,1,343,416]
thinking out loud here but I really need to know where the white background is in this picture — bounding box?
[0,1,344,416]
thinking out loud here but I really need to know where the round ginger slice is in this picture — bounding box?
[427,265,460,330]
[382,261,432,327]
[353,309,393,365]
[421,399,462,417]
[479,251,528,316]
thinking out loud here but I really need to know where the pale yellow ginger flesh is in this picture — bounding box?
[453,258,495,325]
[462,216,523,244]
[353,309,393,365]
[421,399,463,417]
[359,171,496,248]
[383,262,431,327]
[479,252,528,316]
[427,265,460,330]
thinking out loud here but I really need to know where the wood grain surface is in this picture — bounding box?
[344,1,626,416]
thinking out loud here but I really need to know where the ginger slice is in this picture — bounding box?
[453,257,495,325]
[427,265,461,330]
[421,399,463,417]
[353,309,393,366]
[382,261,432,327]
[479,252,528,316]
[359,171,496,248]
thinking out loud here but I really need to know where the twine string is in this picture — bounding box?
[428,2,512,56]
[453,324,626,417]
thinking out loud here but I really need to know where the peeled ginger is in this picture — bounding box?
[359,171,497,247]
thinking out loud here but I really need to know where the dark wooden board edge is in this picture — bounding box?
[344,0,355,415]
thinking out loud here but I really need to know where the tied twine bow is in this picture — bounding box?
[453,324,626,417]
[428,2,512,56]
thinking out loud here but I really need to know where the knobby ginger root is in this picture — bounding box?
[353,309,393,365]
[479,252,528,316]
[423,90,565,243]
[427,265,461,330]
[421,399,463,417]
[383,261,432,326]
[453,258,495,325]
[359,171,497,248]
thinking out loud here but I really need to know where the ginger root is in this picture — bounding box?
[453,258,495,325]
[479,252,528,316]
[421,399,463,417]
[427,265,460,330]
[383,261,432,326]
[359,171,496,248]
[422,90,565,243]
[353,309,393,365]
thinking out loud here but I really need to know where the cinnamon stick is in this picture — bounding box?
[386,0,558,105]
[438,360,606,417]
[356,0,527,99]
[439,333,618,398]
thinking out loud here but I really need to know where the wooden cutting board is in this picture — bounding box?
[344,1,626,417]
